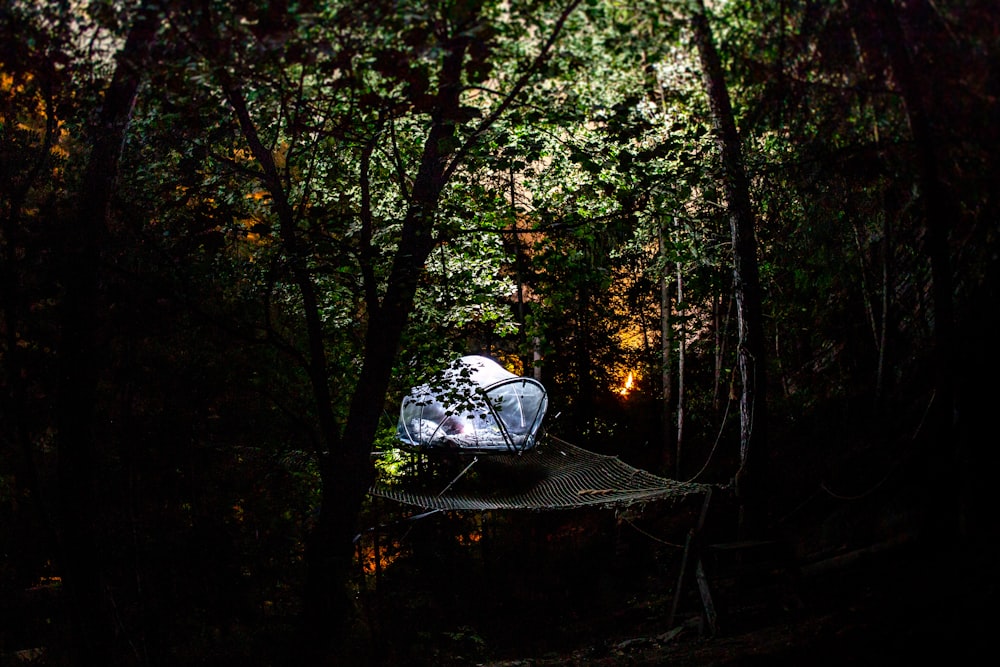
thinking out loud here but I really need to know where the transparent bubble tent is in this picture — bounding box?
[396,355,549,453]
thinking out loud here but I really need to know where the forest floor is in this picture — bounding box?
[473,539,993,666]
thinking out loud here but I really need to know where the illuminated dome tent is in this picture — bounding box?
[396,355,548,452]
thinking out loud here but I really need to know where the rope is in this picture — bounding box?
[437,455,480,497]
[619,514,685,549]
[400,455,480,540]
[355,455,480,543]
[353,508,441,544]
[684,393,732,483]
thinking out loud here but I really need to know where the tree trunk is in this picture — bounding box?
[675,262,686,478]
[842,0,898,410]
[712,283,732,411]
[219,3,584,657]
[55,3,161,663]
[659,228,675,473]
[690,0,770,539]
[575,279,595,437]
[511,167,533,375]
[307,7,587,643]
[309,28,478,660]
[845,0,959,543]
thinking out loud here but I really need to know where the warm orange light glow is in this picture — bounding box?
[358,539,404,575]
[458,531,482,545]
[358,529,483,576]
[618,371,635,396]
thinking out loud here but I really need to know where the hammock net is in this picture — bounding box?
[370,436,711,512]
[382,356,709,511]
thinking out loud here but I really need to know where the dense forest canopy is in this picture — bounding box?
[1,0,997,664]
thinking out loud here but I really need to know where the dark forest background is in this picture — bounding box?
[1,0,997,665]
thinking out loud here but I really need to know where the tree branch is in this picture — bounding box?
[442,0,584,182]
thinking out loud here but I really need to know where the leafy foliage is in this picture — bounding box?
[1,0,997,663]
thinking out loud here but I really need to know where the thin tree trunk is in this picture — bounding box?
[533,336,543,381]
[846,0,958,541]
[675,262,685,478]
[690,0,770,539]
[576,280,594,437]
[844,0,895,408]
[511,166,532,375]
[870,0,955,419]
[711,288,721,408]
[877,208,891,406]
[55,3,161,663]
[222,81,353,655]
[1,92,61,616]
[878,0,963,566]
[659,227,675,474]
[713,283,733,411]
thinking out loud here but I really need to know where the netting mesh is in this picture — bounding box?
[370,437,711,511]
